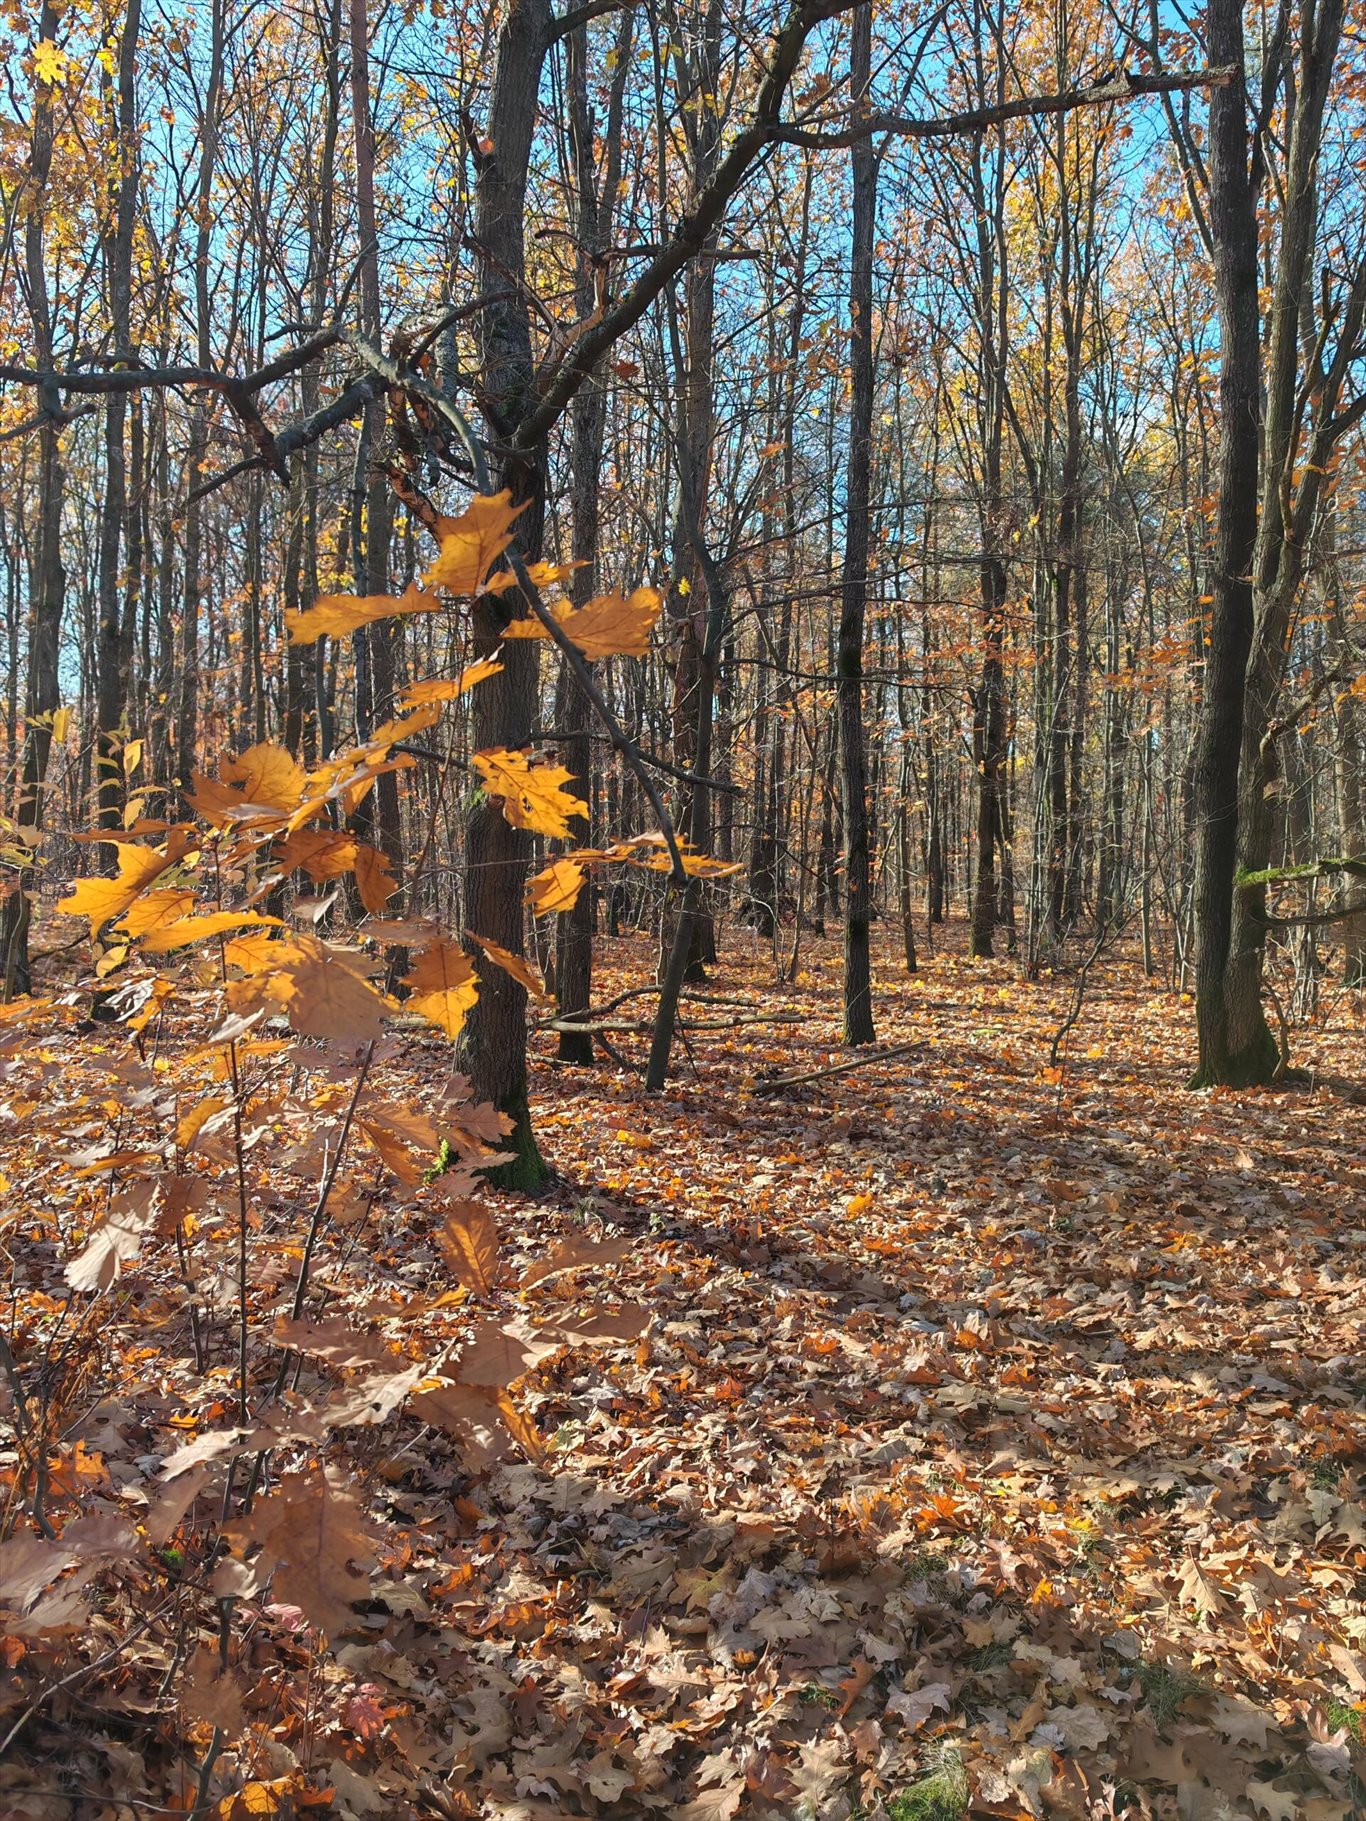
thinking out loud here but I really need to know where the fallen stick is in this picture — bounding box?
[754,1038,926,1091]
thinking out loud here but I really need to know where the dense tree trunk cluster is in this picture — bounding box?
[1,0,1364,1138]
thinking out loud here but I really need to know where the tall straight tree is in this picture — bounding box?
[837,0,876,1045]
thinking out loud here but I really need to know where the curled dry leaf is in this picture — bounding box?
[467,931,550,1001]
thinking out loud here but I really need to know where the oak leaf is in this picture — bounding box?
[467,931,550,1000]
[422,490,524,595]
[221,1466,372,1638]
[398,656,504,707]
[285,580,436,644]
[471,748,587,840]
[353,842,398,913]
[526,856,587,913]
[57,843,172,934]
[506,585,662,658]
[436,1198,501,1295]
[402,940,479,1040]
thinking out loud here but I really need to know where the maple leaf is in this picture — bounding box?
[471,748,587,840]
[284,580,437,644]
[526,856,587,913]
[422,490,524,594]
[57,843,173,934]
[436,1197,502,1295]
[222,1466,372,1638]
[467,930,550,1000]
[401,940,479,1040]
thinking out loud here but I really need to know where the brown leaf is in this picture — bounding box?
[436,1198,502,1295]
[221,1466,373,1638]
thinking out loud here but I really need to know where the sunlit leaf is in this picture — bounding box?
[471,748,588,840]
[525,857,588,913]
[467,931,551,1000]
[57,845,173,935]
[402,940,479,1040]
[422,491,524,595]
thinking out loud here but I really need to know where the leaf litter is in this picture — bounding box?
[0,927,1363,1820]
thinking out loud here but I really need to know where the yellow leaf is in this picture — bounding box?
[505,586,661,659]
[188,743,307,826]
[138,910,284,954]
[402,940,479,1041]
[353,843,398,913]
[467,931,551,1000]
[57,845,173,934]
[95,943,129,978]
[120,889,196,937]
[484,557,581,594]
[397,656,504,708]
[422,491,524,595]
[51,705,71,743]
[122,738,143,778]
[285,580,436,645]
[32,38,69,85]
[846,1192,874,1217]
[471,748,587,840]
[526,857,587,914]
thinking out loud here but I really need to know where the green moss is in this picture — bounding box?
[885,1753,968,1821]
[1135,1660,1205,1729]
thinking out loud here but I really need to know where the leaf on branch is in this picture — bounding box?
[57,843,174,934]
[221,1466,373,1639]
[255,935,391,1042]
[402,940,480,1041]
[436,1197,502,1296]
[484,557,581,594]
[65,1186,162,1292]
[120,888,196,937]
[472,748,588,840]
[353,843,398,914]
[422,491,524,595]
[274,828,360,881]
[398,656,504,708]
[285,580,436,645]
[138,910,284,954]
[505,586,662,658]
[526,856,588,913]
[467,931,550,1000]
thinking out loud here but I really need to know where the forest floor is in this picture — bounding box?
[2,920,1366,1821]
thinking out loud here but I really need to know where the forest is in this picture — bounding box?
[0,0,1364,1811]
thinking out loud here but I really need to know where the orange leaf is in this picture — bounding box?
[506,586,661,659]
[471,748,587,840]
[139,911,283,954]
[436,1197,501,1295]
[398,656,504,708]
[57,844,173,934]
[526,857,587,913]
[402,940,479,1040]
[353,843,398,913]
[422,491,524,595]
[467,931,550,1000]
